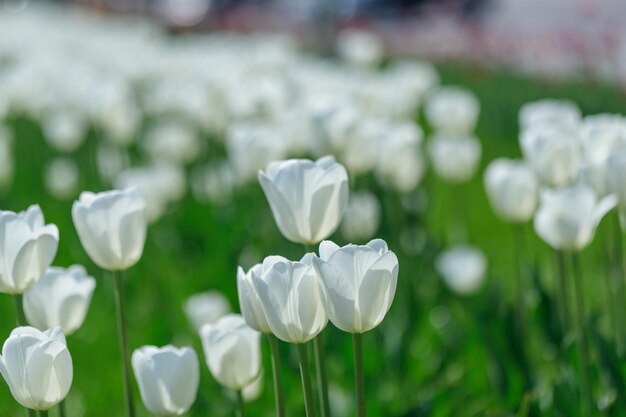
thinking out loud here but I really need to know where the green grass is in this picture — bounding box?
[1,63,626,417]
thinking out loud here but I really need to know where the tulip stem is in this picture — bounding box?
[353,332,366,417]
[571,253,593,416]
[236,390,245,417]
[25,409,36,417]
[297,343,317,417]
[267,334,286,417]
[313,335,331,417]
[113,270,135,417]
[13,294,28,327]
[58,399,66,417]
[38,411,48,417]
[554,250,570,337]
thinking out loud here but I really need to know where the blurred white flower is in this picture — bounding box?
[184,291,231,331]
[227,123,289,183]
[191,161,237,205]
[340,192,381,242]
[436,245,487,295]
[96,144,130,184]
[336,29,384,68]
[0,126,14,189]
[42,109,87,153]
[519,99,581,130]
[534,184,617,251]
[242,371,263,403]
[484,158,538,222]
[376,121,426,192]
[427,134,481,183]
[520,123,582,188]
[425,86,480,134]
[24,265,96,335]
[142,121,200,165]
[44,157,80,200]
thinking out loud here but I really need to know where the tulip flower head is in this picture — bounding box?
[24,265,96,335]
[251,254,328,343]
[340,192,381,242]
[534,185,617,251]
[425,86,480,135]
[313,239,399,334]
[484,158,539,223]
[72,188,147,271]
[436,245,487,295]
[184,291,231,331]
[518,99,581,130]
[258,156,349,244]
[200,314,261,390]
[427,134,482,183]
[0,205,59,294]
[132,345,200,416]
[0,327,73,411]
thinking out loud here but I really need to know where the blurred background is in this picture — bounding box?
[1,1,626,417]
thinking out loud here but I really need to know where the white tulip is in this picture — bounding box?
[0,327,73,411]
[0,205,59,294]
[425,86,480,134]
[24,265,96,335]
[251,254,328,343]
[313,239,398,334]
[237,263,272,334]
[259,156,349,244]
[534,185,617,251]
[42,109,86,153]
[579,114,626,197]
[376,122,426,193]
[519,99,581,130]
[427,134,481,183]
[44,157,80,200]
[336,29,384,68]
[436,245,487,295]
[191,161,237,205]
[242,371,264,402]
[200,314,261,390]
[96,144,130,184]
[72,189,147,271]
[340,192,381,242]
[520,123,582,187]
[184,291,231,331]
[132,345,200,416]
[484,158,539,222]
[142,121,200,165]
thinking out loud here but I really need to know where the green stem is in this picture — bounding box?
[13,294,28,327]
[236,390,245,417]
[113,270,135,417]
[554,250,570,338]
[297,343,317,417]
[353,333,366,417]
[25,409,36,417]
[313,335,331,417]
[58,399,66,417]
[38,411,48,417]
[512,224,527,344]
[267,334,286,417]
[613,213,625,356]
[571,253,593,417]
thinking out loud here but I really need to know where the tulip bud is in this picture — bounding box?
[23,265,96,335]
[340,192,381,242]
[520,123,582,187]
[72,189,147,271]
[534,185,617,251]
[251,254,328,343]
[425,86,480,135]
[183,291,231,331]
[484,158,539,222]
[427,134,481,183]
[132,345,200,417]
[0,205,59,294]
[436,245,487,295]
[200,315,261,390]
[313,239,398,334]
[259,156,349,244]
[237,263,272,334]
[0,327,73,411]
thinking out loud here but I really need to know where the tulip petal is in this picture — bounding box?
[258,172,302,243]
[357,252,399,333]
[318,240,340,261]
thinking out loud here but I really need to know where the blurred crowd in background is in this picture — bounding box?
[4,0,623,86]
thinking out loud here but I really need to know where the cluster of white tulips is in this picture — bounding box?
[0,152,399,417]
[482,98,626,415]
